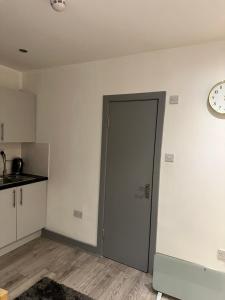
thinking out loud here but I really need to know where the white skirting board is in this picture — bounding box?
[156,292,162,300]
[0,231,41,257]
[153,253,225,300]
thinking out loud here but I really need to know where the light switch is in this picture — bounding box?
[73,210,83,219]
[169,95,179,104]
[165,153,174,163]
[217,249,225,262]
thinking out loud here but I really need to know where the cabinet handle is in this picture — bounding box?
[1,123,4,141]
[20,188,23,205]
[145,184,151,199]
[13,190,16,208]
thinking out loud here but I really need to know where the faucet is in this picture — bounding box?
[0,151,7,177]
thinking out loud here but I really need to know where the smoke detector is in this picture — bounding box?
[50,0,67,12]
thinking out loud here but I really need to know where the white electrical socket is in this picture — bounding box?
[217,249,225,262]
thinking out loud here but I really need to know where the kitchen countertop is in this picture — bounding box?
[0,174,48,190]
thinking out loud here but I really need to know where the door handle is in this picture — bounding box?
[13,189,16,208]
[145,184,151,199]
[1,123,3,141]
[20,188,23,205]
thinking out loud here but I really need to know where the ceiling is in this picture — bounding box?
[0,0,225,70]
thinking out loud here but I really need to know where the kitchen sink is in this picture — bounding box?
[0,177,14,184]
[7,175,35,182]
[0,175,35,185]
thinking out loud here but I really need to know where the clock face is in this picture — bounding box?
[208,81,225,114]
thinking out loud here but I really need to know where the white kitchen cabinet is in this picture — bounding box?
[0,87,36,142]
[0,188,17,248]
[0,181,47,250]
[17,182,47,239]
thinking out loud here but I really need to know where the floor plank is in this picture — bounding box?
[0,238,175,300]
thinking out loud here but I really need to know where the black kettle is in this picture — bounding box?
[11,158,24,175]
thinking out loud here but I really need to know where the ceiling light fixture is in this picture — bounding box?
[19,49,28,53]
[50,0,67,12]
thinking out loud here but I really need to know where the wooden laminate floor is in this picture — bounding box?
[0,238,174,300]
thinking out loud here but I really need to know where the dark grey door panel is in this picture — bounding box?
[103,100,158,272]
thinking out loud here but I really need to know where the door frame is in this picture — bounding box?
[97,91,166,273]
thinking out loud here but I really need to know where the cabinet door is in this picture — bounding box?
[17,182,47,240]
[0,87,36,142]
[0,188,17,248]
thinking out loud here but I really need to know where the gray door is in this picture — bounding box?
[103,99,158,272]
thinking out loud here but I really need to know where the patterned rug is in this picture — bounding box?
[15,277,93,300]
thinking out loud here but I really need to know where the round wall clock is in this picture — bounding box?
[208,81,225,114]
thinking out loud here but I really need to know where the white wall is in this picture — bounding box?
[0,65,22,90]
[0,65,22,172]
[23,40,225,272]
